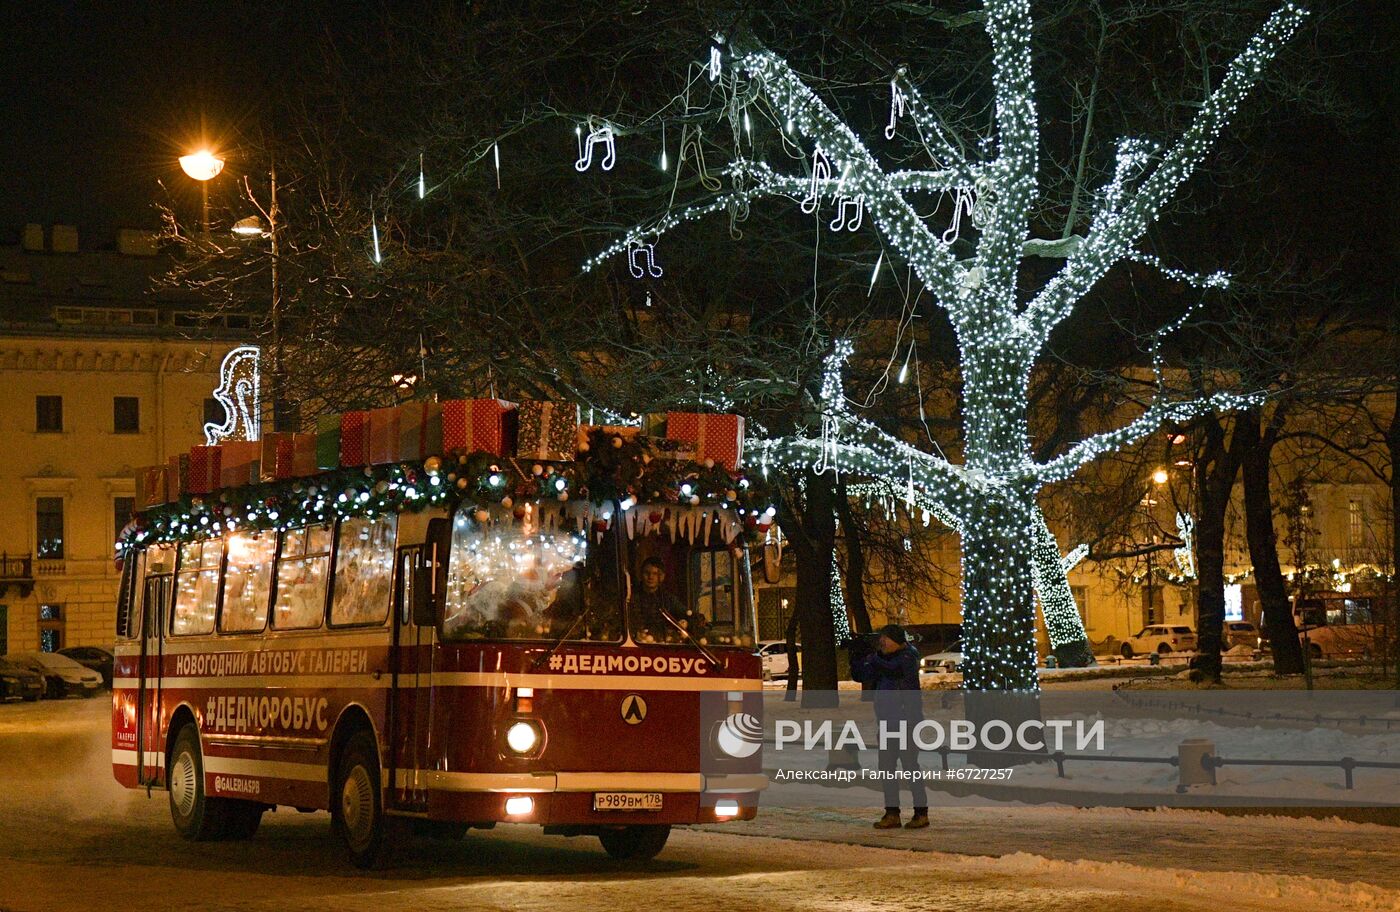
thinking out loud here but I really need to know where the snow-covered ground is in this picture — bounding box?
[2,698,1398,911]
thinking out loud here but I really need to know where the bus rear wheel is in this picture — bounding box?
[169,723,233,841]
[598,825,670,861]
[332,730,403,869]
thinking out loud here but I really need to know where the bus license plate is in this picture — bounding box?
[593,792,663,812]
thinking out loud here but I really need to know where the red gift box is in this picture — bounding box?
[442,399,517,457]
[220,440,261,488]
[259,432,296,482]
[340,410,372,467]
[135,465,169,510]
[187,445,223,494]
[166,453,189,501]
[397,401,444,462]
[368,407,401,465]
[292,433,318,477]
[665,412,745,470]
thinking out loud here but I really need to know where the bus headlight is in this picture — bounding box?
[714,799,740,819]
[506,721,541,754]
[505,796,534,816]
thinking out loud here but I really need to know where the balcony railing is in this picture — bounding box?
[0,552,35,597]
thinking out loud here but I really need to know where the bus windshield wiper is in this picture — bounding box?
[534,610,588,670]
[658,609,723,670]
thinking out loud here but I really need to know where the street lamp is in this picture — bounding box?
[179,149,225,237]
[228,167,287,432]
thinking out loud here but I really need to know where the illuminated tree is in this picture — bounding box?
[590,1,1307,689]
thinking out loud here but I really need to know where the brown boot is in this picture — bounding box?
[905,812,930,829]
[873,811,902,829]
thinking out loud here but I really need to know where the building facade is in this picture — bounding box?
[0,226,242,655]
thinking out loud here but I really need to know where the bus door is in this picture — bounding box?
[390,545,433,809]
[137,573,170,787]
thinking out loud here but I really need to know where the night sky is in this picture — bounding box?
[0,2,335,244]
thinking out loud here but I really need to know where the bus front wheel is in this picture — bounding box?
[169,723,232,841]
[599,825,670,861]
[332,730,404,869]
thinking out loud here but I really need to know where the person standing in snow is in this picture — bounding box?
[853,624,928,829]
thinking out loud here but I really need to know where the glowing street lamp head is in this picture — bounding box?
[231,216,267,237]
[1151,467,1170,485]
[179,149,225,181]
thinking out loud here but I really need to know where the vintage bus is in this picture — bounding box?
[112,496,765,867]
[1293,593,1390,661]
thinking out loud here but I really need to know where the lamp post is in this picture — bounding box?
[230,166,287,432]
[178,149,225,238]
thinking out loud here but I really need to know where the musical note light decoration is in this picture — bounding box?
[204,346,262,445]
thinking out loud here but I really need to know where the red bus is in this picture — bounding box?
[112,497,764,867]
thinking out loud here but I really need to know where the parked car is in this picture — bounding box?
[756,641,799,680]
[0,658,44,702]
[1223,621,1261,651]
[920,642,964,674]
[5,652,103,698]
[58,645,114,688]
[1119,625,1197,658]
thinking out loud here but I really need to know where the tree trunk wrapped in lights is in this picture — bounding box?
[588,0,1307,690]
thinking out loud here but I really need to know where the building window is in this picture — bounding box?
[1071,585,1089,624]
[1348,499,1364,549]
[36,497,65,559]
[114,496,136,543]
[39,603,63,651]
[35,395,63,432]
[203,397,226,428]
[114,396,140,433]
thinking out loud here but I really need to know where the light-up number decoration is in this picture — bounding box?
[204,345,261,445]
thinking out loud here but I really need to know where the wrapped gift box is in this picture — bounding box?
[187,445,223,494]
[517,400,579,462]
[641,413,668,436]
[397,401,444,462]
[643,436,697,462]
[442,398,517,457]
[368,407,401,465]
[135,465,170,510]
[665,412,745,470]
[315,413,342,470]
[340,410,372,467]
[259,432,296,482]
[220,440,262,488]
[577,424,641,451]
[166,453,190,501]
[292,433,319,477]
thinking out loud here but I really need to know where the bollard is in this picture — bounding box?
[1177,738,1217,791]
[1045,654,1058,669]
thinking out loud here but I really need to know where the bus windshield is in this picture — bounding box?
[440,504,757,648]
[442,510,622,642]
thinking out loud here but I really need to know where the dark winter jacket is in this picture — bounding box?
[853,645,923,722]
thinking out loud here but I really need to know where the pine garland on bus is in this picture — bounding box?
[117,428,774,555]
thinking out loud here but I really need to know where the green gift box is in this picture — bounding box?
[315,413,342,470]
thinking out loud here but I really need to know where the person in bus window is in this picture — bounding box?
[631,558,686,642]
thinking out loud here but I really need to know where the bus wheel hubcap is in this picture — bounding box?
[171,751,197,819]
[342,766,374,847]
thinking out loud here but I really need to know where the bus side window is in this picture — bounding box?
[331,515,398,627]
[115,550,140,639]
[220,531,276,633]
[172,539,222,636]
[274,522,333,630]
